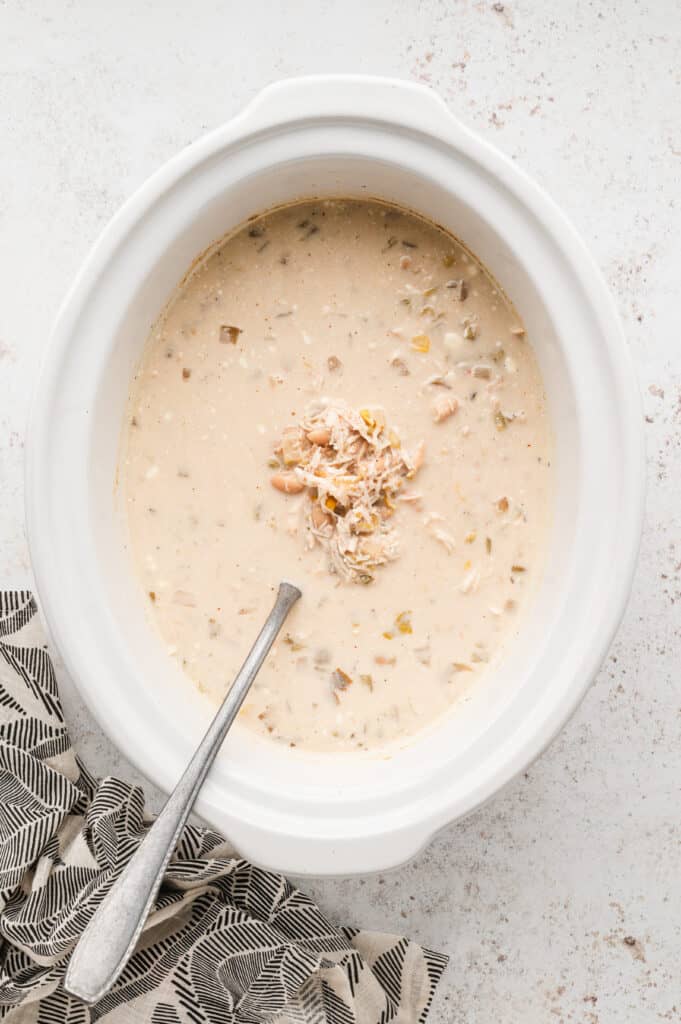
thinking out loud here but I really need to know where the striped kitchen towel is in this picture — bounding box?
[0,592,446,1022]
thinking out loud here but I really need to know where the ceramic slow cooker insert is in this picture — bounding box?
[26,76,644,875]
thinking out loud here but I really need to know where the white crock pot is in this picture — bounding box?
[25,76,644,876]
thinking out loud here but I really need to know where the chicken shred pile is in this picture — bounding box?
[270,399,424,583]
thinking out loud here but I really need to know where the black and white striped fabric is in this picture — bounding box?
[0,592,446,1022]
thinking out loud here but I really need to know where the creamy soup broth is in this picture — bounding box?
[121,199,552,752]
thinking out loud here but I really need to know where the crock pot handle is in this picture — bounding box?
[235,74,464,140]
[195,790,443,878]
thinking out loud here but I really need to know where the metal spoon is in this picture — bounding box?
[64,580,301,1005]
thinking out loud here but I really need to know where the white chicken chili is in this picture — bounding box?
[121,198,553,752]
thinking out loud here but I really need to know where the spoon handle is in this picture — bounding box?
[64,581,301,1005]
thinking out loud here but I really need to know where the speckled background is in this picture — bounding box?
[1,1,679,1020]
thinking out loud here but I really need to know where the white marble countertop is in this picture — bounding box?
[1,1,679,1019]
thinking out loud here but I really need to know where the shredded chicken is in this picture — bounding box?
[270,399,424,583]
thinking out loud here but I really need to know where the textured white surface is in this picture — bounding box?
[0,1,679,1020]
